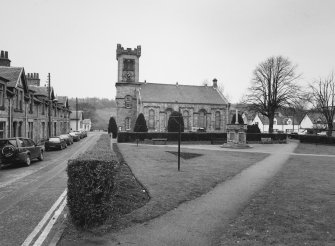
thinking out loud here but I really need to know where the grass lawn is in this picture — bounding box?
[220,153,335,245]
[60,143,268,244]
[114,144,268,227]
[294,142,335,155]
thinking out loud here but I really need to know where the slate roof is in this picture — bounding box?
[139,83,227,105]
[0,76,9,82]
[0,66,23,87]
[29,85,48,97]
[256,113,300,125]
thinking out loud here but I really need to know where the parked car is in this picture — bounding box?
[0,138,44,166]
[45,137,67,151]
[69,132,81,142]
[317,131,327,136]
[59,134,73,145]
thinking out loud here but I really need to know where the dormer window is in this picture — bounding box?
[274,118,277,125]
[125,95,132,109]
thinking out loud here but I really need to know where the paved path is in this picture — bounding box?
[76,142,298,246]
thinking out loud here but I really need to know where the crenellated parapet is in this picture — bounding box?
[116,44,141,59]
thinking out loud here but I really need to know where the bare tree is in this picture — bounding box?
[309,73,335,136]
[243,56,301,133]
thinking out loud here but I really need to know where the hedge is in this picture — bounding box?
[67,134,119,228]
[117,132,227,143]
[298,135,335,145]
[246,133,288,142]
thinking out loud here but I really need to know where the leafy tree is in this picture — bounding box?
[167,111,184,132]
[309,72,335,136]
[134,113,148,132]
[108,117,118,138]
[231,114,244,124]
[243,56,301,133]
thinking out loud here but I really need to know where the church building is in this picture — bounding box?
[115,44,229,132]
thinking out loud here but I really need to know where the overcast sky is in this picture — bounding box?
[2,0,335,102]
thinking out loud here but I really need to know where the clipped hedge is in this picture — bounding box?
[67,134,119,228]
[298,135,335,145]
[247,133,287,142]
[117,132,227,143]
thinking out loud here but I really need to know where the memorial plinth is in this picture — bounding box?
[221,124,251,149]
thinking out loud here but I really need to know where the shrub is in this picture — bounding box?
[247,124,261,134]
[246,133,287,142]
[108,117,118,138]
[67,134,118,228]
[168,111,184,132]
[299,135,335,145]
[134,113,148,133]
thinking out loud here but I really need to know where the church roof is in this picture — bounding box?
[139,83,227,105]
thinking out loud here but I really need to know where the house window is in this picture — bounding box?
[0,122,5,138]
[30,96,34,114]
[125,117,131,130]
[19,122,23,137]
[54,107,57,117]
[198,110,206,128]
[274,118,277,125]
[54,122,57,136]
[215,111,221,130]
[125,95,132,109]
[148,109,155,129]
[42,122,45,139]
[183,110,190,130]
[42,101,45,115]
[19,91,23,110]
[27,122,33,139]
[13,122,17,137]
[0,83,5,108]
[15,89,19,109]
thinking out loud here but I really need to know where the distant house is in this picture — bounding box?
[252,112,301,133]
[82,119,92,131]
[70,110,83,131]
[300,113,334,130]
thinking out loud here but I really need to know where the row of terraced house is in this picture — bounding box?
[0,50,72,144]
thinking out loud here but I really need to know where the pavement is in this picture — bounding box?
[62,141,299,246]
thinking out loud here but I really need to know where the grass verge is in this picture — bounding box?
[220,154,335,245]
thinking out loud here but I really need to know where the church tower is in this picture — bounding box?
[115,44,142,132]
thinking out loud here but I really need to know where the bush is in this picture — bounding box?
[67,134,118,228]
[247,124,261,134]
[168,111,184,132]
[108,117,118,138]
[134,113,148,133]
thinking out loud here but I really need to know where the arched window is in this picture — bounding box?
[165,108,173,129]
[183,110,189,130]
[125,117,131,130]
[198,110,206,128]
[148,109,155,129]
[125,95,132,109]
[215,111,221,130]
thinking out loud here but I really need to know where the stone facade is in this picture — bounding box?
[115,44,229,132]
[0,51,71,143]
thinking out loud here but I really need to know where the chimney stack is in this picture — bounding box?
[26,72,41,86]
[0,50,11,67]
[213,78,218,89]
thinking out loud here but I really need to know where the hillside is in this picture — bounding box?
[94,107,117,130]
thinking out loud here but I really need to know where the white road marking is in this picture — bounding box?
[33,196,67,246]
[21,189,67,246]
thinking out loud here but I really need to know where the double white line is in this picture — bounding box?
[21,189,67,246]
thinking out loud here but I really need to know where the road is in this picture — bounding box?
[0,132,102,246]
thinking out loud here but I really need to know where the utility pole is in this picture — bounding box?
[48,73,52,138]
[178,107,181,171]
[76,97,78,131]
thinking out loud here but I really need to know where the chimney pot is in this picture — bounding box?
[4,51,8,58]
[213,78,218,88]
[0,51,4,58]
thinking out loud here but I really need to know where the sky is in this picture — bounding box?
[1,0,335,103]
